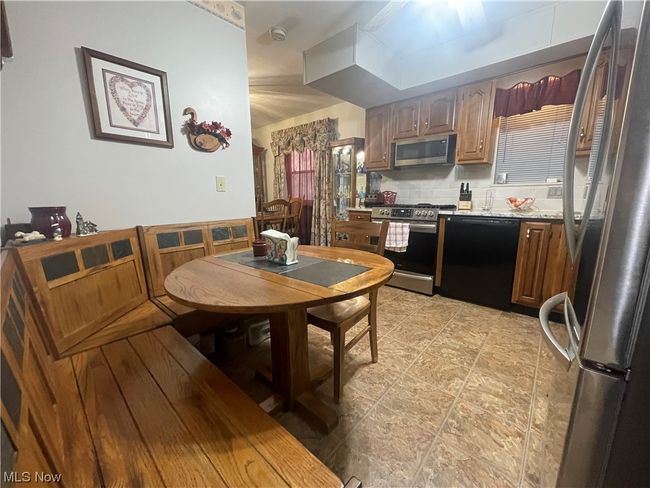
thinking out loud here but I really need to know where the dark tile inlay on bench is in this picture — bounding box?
[220,251,369,287]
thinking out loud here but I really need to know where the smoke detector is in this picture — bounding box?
[269,26,287,42]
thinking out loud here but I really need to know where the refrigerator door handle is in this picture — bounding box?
[563,0,622,262]
[564,293,583,356]
[539,292,577,369]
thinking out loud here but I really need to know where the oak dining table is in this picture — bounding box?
[164,245,394,432]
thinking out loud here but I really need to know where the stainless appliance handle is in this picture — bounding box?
[564,294,582,364]
[564,0,622,262]
[393,270,433,282]
[538,292,576,369]
[408,223,437,234]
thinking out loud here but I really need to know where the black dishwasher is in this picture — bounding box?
[440,216,520,310]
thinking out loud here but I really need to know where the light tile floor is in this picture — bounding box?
[215,287,570,488]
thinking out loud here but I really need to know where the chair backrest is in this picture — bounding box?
[259,199,289,233]
[331,220,389,255]
[139,218,255,299]
[286,197,304,236]
[16,229,149,356]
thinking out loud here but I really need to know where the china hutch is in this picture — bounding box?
[330,138,366,220]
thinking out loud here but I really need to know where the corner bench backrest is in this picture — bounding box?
[16,228,148,357]
[138,218,255,299]
[1,249,99,484]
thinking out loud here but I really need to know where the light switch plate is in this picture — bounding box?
[216,176,226,192]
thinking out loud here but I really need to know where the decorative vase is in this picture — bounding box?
[252,239,269,257]
[29,206,72,239]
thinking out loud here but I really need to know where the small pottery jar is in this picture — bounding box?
[29,206,72,239]
[252,238,269,257]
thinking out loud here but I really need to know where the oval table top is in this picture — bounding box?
[164,245,394,314]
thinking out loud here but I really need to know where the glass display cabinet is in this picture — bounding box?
[330,138,366,221]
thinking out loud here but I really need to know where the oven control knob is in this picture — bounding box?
[415,211,421,216]
[428,211,434,217]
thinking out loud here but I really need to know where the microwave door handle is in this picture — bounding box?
[576,5,621,257]
[564,0,621,262]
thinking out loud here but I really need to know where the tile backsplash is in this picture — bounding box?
[375,156,592,213]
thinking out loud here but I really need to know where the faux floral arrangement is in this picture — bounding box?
[184,119,232,148]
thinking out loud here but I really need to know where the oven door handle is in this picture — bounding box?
[408,224,438,234]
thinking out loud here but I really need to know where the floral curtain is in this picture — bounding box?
[271,118,336,245]
[494,69,581,118]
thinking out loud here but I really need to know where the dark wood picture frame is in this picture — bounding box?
[82,46,174,148]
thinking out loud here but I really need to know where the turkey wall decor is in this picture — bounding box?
[82,47,173,148]
[182,107,232,152]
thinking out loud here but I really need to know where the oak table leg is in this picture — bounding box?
[266,308,339,433]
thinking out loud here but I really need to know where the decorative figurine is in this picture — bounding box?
[52,225,63,241]
[76,212,99,236]
[14,231,46,242]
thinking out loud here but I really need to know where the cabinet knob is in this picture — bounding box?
[383,153,386,160]
[526,229,531,238]
[579,127,585,139]
[479,139,484,151]
[425,120,429,127]
[413,123,417,130]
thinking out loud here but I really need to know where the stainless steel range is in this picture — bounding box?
[371,204,456,295]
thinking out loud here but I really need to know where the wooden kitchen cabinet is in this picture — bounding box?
[392,99,420,140]
[456,80,495,164]
[348,210,372,222]
[420,91,456,136]
[365,105,392,170]
[512,221,579,308]
[576,56,607,154]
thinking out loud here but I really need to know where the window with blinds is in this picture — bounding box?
[494,104,574,184]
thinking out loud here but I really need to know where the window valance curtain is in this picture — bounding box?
[493,69,581,118]
[270,118,336,245]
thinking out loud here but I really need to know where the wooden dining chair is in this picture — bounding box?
[307,219,389,403]
[258,199,289,234]
[285,196,304,238]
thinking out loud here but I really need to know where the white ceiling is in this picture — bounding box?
[244,1,386,128]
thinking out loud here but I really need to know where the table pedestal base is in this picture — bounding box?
[256,309,339,433]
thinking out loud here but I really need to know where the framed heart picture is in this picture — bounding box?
[82,47,173,148]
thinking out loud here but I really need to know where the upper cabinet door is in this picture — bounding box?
[420,91,456,136]
[576,56,607,154]
[456,80,495,164]
[392,100,420,140]
[365,105,392,170]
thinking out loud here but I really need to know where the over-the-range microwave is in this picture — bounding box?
[393,134,456,168]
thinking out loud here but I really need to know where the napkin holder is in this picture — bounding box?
[260,229,299,265]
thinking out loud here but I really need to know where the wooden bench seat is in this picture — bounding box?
[2,248,343,487]
[16,228,172,357]
[138,218,255,337]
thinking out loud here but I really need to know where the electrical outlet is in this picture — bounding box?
[215,176,226,192]
[547,186,563,198]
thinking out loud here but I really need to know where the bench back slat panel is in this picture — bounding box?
[139,218,255,300]
[17,229,149,355]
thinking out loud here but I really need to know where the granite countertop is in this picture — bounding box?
[438,209,579,220]
[348,207,580,220]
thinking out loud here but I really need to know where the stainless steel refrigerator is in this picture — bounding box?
[537,0,650,486]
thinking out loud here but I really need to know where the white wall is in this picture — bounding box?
[1,1,255,229]
[251,101,365,196]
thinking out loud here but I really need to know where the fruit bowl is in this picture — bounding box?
[506,197,535,211]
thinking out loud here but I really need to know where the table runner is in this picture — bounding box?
[220,251,369,287]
